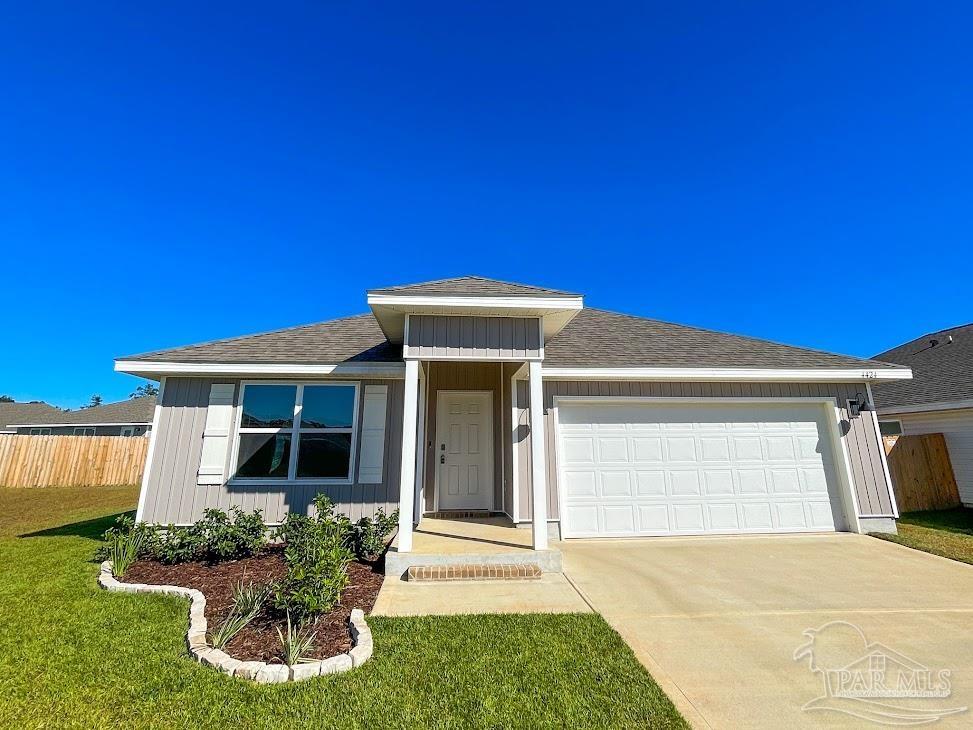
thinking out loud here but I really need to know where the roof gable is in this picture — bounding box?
[871,323,973,410]
[367,275,578,298]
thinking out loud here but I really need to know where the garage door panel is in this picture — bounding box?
[636,471,666,495]
[564,470,596,497]
[633,437,664,462]
[703,470,734,495]
[670,471,701,495]
[601,471,632,497]
[732,436,763,460]
[603,505,636,533]
[562,436,595,464]
[637,505,670,531]
[672,504,705,531]
[559,402,846,538]
[666,437,697,461]
[707,503,741,530]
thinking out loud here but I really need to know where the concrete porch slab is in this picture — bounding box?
[385,517,563,576]
[371,573,591,616]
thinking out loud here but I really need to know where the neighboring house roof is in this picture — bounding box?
[871,323,973,412]
[0,402,61,432]
[117,271,902,372]
[11,396,157,427]
[367,275,579,298]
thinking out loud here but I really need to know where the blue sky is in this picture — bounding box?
[2,2,971,408]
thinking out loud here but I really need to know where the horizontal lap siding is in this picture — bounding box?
[406,315,541,360]
[513,381,894,522]
[141,377,403,525]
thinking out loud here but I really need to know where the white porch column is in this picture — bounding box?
[397,359,420,553]
[528,360,548,550]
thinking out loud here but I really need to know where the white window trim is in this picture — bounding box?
[119,426,136,437]
[29,427,52,436]
[228,381,360,486]
[73,427,96,436]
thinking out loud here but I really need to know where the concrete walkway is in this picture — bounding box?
[561,533,973,729]
[372,572,591,616]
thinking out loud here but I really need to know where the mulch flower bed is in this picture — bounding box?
[123,547,384,663]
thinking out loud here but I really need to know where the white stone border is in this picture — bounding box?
[98,560,373,683]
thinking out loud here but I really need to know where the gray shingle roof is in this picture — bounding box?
[11,396,157,426]
[120,306,903,372]
[544,308,903,370]
[123,314,400,364]
[871,323,973,411]
[0,402,61,431]
[368,275,578,298]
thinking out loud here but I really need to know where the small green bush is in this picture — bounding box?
[94,508,267,567]
[272,494,354,621]
[193,507,267,562]
[352,508,399,561]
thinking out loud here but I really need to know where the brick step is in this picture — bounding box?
[407,564,542,582]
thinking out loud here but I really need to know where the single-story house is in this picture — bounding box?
[0,401,61,434]
[116,275,911,567]
[872,324,972,506]
[9,396,156,437]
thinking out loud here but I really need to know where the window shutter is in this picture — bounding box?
[197,383,236,486]
[357,385,388,484]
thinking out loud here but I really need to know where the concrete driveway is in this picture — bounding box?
[561,534,973,729]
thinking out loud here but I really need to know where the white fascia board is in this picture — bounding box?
[114,360,406,378]
[878,398,973,416]
[540,367,914,382]
[366,294,584,310]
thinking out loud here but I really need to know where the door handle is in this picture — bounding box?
[440,454,446,464]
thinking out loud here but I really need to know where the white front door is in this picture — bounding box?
[436,391,493,510]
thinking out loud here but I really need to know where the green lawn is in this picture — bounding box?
[0,487,685,729]
[871,507,973,565]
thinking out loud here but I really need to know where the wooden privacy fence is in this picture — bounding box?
[0,434,148,488]
[885,433,960,513]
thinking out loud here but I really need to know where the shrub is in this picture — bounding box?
[351,508,399,561]
[193,507,267,562]
[150,525,202,564]
[276,611,317,666]
[272,494,354,621]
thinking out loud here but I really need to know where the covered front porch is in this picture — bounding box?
[388,355,559,577]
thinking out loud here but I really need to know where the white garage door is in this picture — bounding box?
[557,401,848,537]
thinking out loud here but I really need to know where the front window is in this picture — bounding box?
[73,427,95,436]
[29,427,52,436]
[234,383,357,481]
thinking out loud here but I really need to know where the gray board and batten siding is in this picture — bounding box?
[141,377,894,527]
[404,315,543,361]
[140,377,404,525]
[512,380,896,522]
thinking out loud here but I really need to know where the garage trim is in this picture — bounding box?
[551,396,864,537]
